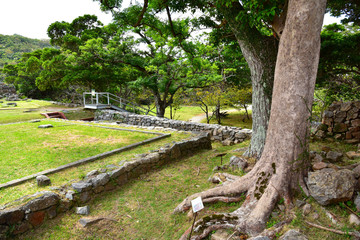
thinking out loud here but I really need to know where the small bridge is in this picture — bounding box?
[83,92,157,116]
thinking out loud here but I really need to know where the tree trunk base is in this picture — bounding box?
[174,159,297,239]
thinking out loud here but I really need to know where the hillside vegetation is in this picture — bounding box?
[0,34,52,81]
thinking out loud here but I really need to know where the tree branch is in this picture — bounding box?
[133,0,149,27]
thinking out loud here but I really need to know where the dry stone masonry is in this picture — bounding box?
[0,133,211,239]
[0,83,16,99]
[316,101,360,144]
[95,110,252,144]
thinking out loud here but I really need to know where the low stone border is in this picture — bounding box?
[95,110,252,144]
[0,132,212,239]
[0,122,170,190]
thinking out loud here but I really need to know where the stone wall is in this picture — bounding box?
[316,101,360,144]
[95,110,252,144]
[0,133,211,239]
[0,83,16,99]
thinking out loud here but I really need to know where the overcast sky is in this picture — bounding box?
[0,0,343,40]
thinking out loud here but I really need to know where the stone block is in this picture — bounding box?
[76,206,90,215]
[72,182,92,193]
[279,229,308,240]
[323,110,333,118]
[340,102,352,112]
[334,117,346,123]
[12,222,32,235]
[38,124,53,129]
[0,208,24,225]
[58,199,73,213]
[307,169,356,205]
[90,173,110,188]
[104,182,116,191]
[352,119,360,127]
[115,173,128,186]
[354,101,360,108]
[333,123,347,133]
[22,192,59,212]
[353,131,360,139]
[346,151,360,160]
[36,175,51,187]
[93,185,104,194]
[322,117,333,126]
[109,166,126,179]
[78,191,91,203]
[26,211,45,227]
[326,151,343,162]
[46,205,57,219]
[335,111,347,118]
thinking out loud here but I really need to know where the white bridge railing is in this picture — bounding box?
[83,92,157,116]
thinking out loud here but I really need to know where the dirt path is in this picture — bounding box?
[188,108,247,123]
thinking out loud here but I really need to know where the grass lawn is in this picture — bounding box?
[163,105,205,121]
[14,140,359,240]
[205,109,253,129]
[0,120,156,184]
[15,141,250,240]
[0,121,190,205]
[0,99,58,123]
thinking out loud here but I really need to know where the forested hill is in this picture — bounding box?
[0,34,52,68]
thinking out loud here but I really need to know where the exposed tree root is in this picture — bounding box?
[173,172,256,213]
[174,163,286,238]
[179,214,238,240]
[305,221,360,238]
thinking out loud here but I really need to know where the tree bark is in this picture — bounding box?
[175,0,327,238]
[219,3,278,159]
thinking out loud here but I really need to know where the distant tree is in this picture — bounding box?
[0,34,52,82]
[97,0,278,158]
[327,0,360,26]
[190,86,226,124]
[227,85,252,121]
[317,23,360,101]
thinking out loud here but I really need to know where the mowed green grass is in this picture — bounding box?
[0,120,155,184]
[0,99,58,123]
[15,141,250,240]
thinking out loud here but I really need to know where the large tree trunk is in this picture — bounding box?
[220,4,278,159]
[154,93,166,118]
[175,0,327,238]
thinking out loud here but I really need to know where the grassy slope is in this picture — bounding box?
[16,142,249,240]
[15,141,360,240]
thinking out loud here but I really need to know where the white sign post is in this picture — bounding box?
[191,196,204,213]
[188,197,204,239]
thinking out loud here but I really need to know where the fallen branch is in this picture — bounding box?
[305,221,360,237]
[342,203,360,219]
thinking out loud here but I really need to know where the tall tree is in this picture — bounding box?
[174,0,327,238]
[97,0,281,158]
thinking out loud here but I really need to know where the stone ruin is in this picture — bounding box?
[0,82,17,99]
[315,101,360,144]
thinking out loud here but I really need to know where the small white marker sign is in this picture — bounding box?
[191,196,204,213]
